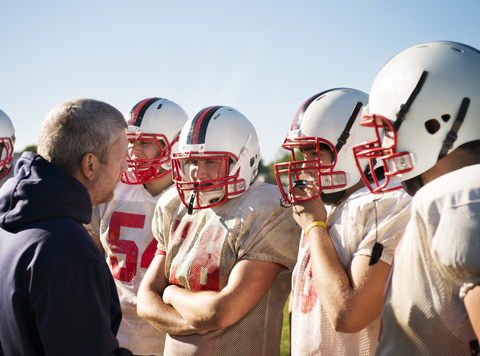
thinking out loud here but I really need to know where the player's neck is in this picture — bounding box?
[144,175,174,197]
[340,179,365,204]
[422,147,480,186]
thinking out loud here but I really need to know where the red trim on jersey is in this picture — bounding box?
[155,248,166,256]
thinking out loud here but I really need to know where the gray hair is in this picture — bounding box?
[38,98,127,175]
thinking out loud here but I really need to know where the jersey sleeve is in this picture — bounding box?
[431,203,480,299]
[355,190,411,265]
[152,201,166,253]
[235,199,301,271]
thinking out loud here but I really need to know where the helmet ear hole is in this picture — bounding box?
[250,156,255,167]
[441,114,451,123]
[425,119,441,134]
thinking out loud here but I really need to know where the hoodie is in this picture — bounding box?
[0,152,131,356]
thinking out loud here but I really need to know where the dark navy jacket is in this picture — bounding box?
[0,152,131,356]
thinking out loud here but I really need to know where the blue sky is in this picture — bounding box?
[1,0,479,164]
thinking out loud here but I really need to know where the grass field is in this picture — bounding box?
[280,297,290,356]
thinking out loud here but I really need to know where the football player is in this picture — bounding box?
[274,88,411,355]
[137,106,301,356]
[0,109,15,187]
[353,41,480,355]
[86,97,189,355]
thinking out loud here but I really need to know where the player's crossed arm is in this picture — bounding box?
[137,254,210,335]
[162,258,283,331]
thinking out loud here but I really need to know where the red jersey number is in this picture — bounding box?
[293,235,318,315]
[169,221,223,292]
[108,211,156,282]
[299,257,318,314]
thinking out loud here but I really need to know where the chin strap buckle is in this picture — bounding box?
[188,187,198,215]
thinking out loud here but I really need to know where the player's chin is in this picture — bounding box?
[203,187,222,192]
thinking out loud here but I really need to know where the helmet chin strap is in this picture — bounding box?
[187,189,197,215]
[393,71,428,131]
[320,190,345,206]
[335,101,363,153]
[437,97,470,160]
[369,193,384,266]
[395,97,470,199]
[187,187,226,215]
[161,161,172,171]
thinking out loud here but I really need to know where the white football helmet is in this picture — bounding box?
[0,109,15,178]
[172,106,260,212]
[121,97,189,185]
[274,88,371,205]
[353,41,480,194]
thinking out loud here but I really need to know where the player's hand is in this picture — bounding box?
[291,181,327,230]
[162,284,220,335]
[163,284,177,305]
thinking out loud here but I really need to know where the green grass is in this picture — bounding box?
[280,296,290,356]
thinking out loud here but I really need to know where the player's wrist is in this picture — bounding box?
[305,221,327,237]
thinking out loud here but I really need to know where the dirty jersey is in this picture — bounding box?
[290,186,411,356]
[376,164,480,355]
[153,180,301,356]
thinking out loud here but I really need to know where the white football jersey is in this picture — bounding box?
[290,185,411,356]
[153,180,301,356]
[88,182,170,355]
[376,164,480,355]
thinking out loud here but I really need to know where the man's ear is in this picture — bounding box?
[80,153,97,181]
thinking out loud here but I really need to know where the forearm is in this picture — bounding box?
[137,287,206,335]
[293,190,386,333]
[307,226,363,332]
[164,286,229,330]
[302,226,388,333]
[164,260,282,330]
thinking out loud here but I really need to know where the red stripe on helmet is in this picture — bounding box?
[191,106,216,144]
[129,98,156,126]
